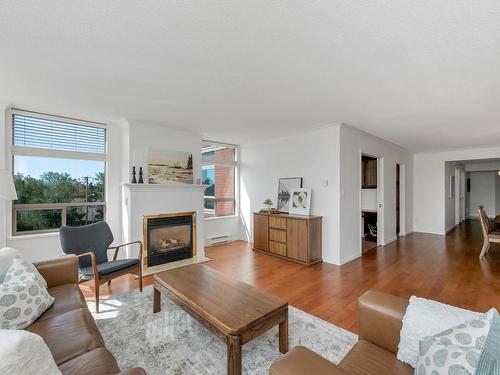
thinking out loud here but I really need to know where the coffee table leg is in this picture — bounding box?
[279,312,288,354]
[227,335,242,375]
[153,287,161,313]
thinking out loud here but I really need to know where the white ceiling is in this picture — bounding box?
[1,1,500,151]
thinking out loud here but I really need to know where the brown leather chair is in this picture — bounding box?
[478,207,500,259]
[270,291,413,375]
[30,255,145,375]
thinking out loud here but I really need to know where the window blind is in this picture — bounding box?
[13,113,106,154]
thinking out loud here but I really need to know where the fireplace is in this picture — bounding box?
[143,212,196,271]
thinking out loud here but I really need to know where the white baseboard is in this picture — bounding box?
[340,252,361,265]
[382,237,397,246]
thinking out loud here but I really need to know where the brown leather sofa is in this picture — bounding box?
[270,290,413,375]
[26,255,145,375]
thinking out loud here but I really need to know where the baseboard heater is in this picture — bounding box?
[206,235,233,246]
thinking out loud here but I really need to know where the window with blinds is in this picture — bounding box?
[13,112,105,154]
[10,110,107,236]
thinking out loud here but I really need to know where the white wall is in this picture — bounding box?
[468,171,496,218]
[414,146,500,235]
[239,126,341,264]
[339,125,414,264]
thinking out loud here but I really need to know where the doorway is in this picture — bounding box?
[361,155,378,252]
[396,164,400,236]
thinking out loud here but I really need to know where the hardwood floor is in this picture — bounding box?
[81,220,500,333]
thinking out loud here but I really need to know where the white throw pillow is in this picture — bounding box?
[0,247,19,283]
[397,296,481,368]
[415,309,494,375]
[3,256,48,288]
[0,329,61,375]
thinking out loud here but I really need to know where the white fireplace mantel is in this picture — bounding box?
[121,182,206,269]
[122,183,209,192]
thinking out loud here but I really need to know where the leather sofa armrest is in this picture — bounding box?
[116,368,146,375]
[270,346,349,375]
[33,255,79,288]
[358,290,409,354]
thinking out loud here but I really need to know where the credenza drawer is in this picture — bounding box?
[269,228,286,243]
[269,241,287,256]
[269,216,287,229]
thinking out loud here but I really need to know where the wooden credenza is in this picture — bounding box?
[253,212,322,266]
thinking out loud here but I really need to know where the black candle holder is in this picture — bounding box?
[131,166,137,183]
[138,167,144,184]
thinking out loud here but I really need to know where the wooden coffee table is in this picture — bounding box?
[153,264,288,375]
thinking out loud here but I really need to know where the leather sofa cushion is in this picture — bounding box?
[269,346,349,375]
[38,284,88,321]
[26,308,105,365]
[80,259,138,277]
[339,340,413,375]
[58,347,120,375]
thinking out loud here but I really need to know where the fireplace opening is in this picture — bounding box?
[144,212,196,269]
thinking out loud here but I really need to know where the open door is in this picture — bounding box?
[361,154,379,252]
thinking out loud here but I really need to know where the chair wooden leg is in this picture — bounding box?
[94,279,100,313]
[139,268,143,292]
[479,241,490,260]
[107,280,111,286]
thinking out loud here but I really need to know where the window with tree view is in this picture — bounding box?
[202,142,236,218]
[11,110,106,235]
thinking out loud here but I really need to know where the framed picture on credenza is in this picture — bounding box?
[277,177,303,213]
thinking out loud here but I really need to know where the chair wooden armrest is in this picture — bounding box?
[110,240,143,261]
[77,251,98,281]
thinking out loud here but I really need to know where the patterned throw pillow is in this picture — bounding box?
[0,281,55,329]
[0,256,54,329]
[416,309,495,375]
[3,257,48,288]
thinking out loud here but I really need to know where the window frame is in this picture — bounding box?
[8,108,108,237]
[201,140,238,219]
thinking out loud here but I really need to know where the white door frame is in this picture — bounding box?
[359,151,384,252]
[455,167,461,225]
[397,163,406,236]
[460,170,466,222]
[377,157,384,245]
